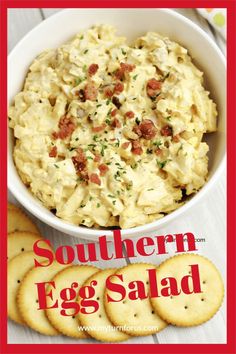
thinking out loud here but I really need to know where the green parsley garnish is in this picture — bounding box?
[126,181,133,191]
[54,164,59,168]
[84,49,89,54]
[121,48,126,55]
[114,140,120,147]
[135,117,141,125]
[114,171,121,181]
[88,143,96,152]
[107,108,113,115]
[131,163,138,169]
[156,160,168,169]
[75,77,85,86]
[153,140,162,148]
[101,144,107,156]
[133,74,138,80]
[150,92,161,101]
[163,72,170,81]
[93,135,99,142]
[96,203,101,208]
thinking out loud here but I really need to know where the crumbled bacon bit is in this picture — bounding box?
[49,146,57,157]
[120,62,136,72]
[49,97,56,106]
[131,140,143,155]
[52,116,76,140]
[72,159,86,172]
[132,125,142,137]
[125,111,135,119]
[98,164,109,176]
[111,118,121,129]
[77,147,85,156]
[114,69,124,80]
[90,173,101,185]
[104,82,124,98]
[84,81,98,101]
[88,63,99,76]
[94,154,101,162]
[121,141,130,149]
[104,86,114,98]
[147,88,159,98]
[155,148,162,156]
[92,123,106,132]
[172,134,180,142]
[72,148,89,181]
[111,109,117,117]
[139,119,157,140]
[112,96,122,109]
[114,82,124,94]
[146,78,162,98]
[161,125,173,137]
[114,62,136,80]
[147,78,162,90]
[76,89,86,102]
[52,131,58,139]
[80,170,89,181]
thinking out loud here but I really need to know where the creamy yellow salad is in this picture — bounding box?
[9,25,217,229]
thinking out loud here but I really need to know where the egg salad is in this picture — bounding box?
[8,25,217,229]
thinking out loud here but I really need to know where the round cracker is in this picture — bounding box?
[8,251,45,324]
[17,261,68,335]
[8,209,40,234]
[46,265,99,339]
[7,231,49,260]
[78,268,130,342]
[150,254,224,326]
[104,263,167,336]
[8,202,19,211]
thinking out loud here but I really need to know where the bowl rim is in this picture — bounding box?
[8,8,226,238]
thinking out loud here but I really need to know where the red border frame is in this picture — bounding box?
[1,1,236,353]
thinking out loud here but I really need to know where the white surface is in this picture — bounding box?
[7,8,226,344]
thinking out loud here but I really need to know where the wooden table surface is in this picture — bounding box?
[7,8,226,345]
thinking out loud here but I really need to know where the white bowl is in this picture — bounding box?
[8,9,226,240]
